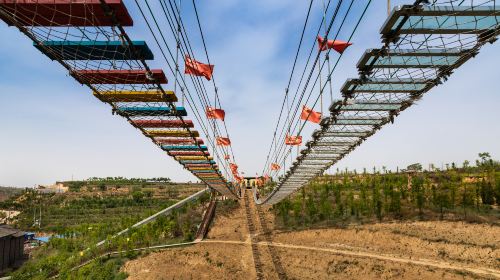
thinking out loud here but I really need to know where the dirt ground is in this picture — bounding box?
[123,191,500,280]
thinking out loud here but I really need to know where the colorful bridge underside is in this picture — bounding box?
[257,2,500,205]
[0,0,236,198]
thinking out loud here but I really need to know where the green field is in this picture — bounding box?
[273,155,500,229]
[0,179,209,279]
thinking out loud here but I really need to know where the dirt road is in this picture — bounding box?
[200,239,500,278]
[123,192,500,279]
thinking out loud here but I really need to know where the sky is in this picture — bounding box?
[0,0,499,187]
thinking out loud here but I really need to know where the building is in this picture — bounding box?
[241,177,272,189]
[0,225,25,272]
[35,182,68,194]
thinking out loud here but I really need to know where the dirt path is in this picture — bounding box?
[200,239,500,279]
[123,194,500,280]
[243,190,265,279]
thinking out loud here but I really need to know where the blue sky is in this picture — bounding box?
[0,0,499,187]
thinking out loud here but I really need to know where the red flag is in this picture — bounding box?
[184,56,214,80]
[285,135,302,146]
[271,163,281,171]
[317,36,352,53]
[256,178,263,187]
[235,175,243,183]
[300,105,322,123]
[216,137,231,146]
[206,107,225,121]
[264,174,270,182]
[224,154,230,160]
[229,163,238,172]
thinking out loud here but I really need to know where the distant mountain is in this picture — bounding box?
[0,186,23,202]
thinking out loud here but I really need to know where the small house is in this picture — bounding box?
[0,225,25,272]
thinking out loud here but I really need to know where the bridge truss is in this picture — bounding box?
[0,1,237,198]
[257,0,500,205]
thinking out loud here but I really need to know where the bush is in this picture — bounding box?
[273,167,500,229]
[131,191,144,203]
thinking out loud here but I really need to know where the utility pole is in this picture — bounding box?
[387,0,391,15]
[39,198,42,229]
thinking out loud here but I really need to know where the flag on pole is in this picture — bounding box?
[300,105,322,123]
[216,137,231,146]
[285,135,302,146]
[317,35,352,53]
[264,174,270,182]
[206,107,225,121]
[185,56,214,80]
[229,163,238,172]
[271,163,281,170]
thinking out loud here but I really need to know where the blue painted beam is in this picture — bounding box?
[179,160,216,164]
[162,145,208,151]
[34,41,154,60]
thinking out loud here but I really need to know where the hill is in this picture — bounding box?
[124,157,500,279]
[0,186,23,201]
[0,179,210,278]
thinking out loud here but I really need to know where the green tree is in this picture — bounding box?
[131,191,144,203]
[144,190,153,198]
[407,163,423,172]
[462,160,470,169]
[412,176,425,216]
[277,199,292,226]
[98,183,106,192]
[371,179,382,221]
[389,186,401,217]
[478,152,491,164]
[480,180,495,205]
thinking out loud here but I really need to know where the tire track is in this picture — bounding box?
[200,240,500,279]
[255,204,288,280]
[244,191,264,279]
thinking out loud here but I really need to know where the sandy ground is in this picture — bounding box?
[123,192,500,280]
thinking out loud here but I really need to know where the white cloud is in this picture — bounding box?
[0,0,499,187]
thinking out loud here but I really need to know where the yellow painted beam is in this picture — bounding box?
[94,90,177,102]
[188,167,216,171]
[176,156,214,161]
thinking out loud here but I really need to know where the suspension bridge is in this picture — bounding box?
[0,0,499,208]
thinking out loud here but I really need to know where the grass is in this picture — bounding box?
[1,181,210,279]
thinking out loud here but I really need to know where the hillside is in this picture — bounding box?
[4,158,500,279]
[0,186,23,201]
[124,190,500,279]
[0,179,210,278]
[124,159,500,279]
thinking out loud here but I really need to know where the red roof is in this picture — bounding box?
[0,0,133,26]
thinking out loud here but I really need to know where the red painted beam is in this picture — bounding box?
[133,120,193,128]
[0,0,133,26]
[169,151,209,156]
[72,69,167,84]
[155,138,204,145]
